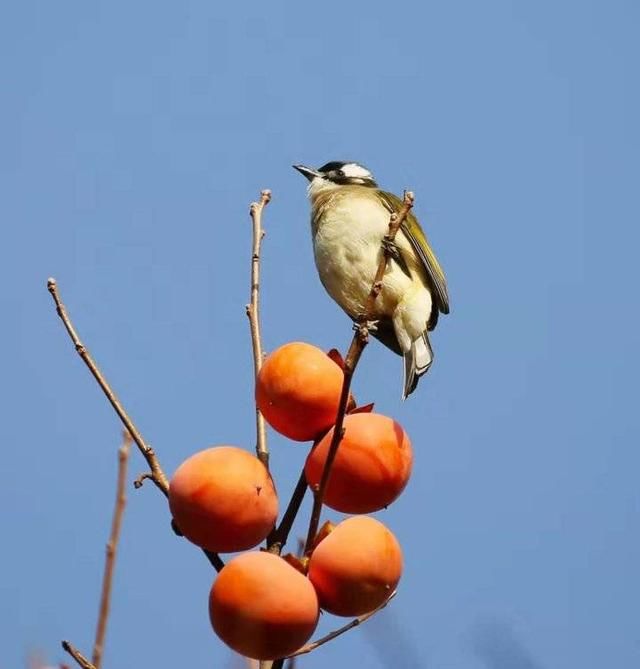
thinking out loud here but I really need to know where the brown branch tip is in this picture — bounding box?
[61,641,95,669]
[251,189,272,211]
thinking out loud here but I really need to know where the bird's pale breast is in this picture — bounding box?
[312,190,426,319]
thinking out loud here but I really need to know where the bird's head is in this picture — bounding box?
[293,161,378,196]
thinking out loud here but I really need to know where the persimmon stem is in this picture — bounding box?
[303,192,415,555]
[211,553,228,573]
[246,190,272,469]
[267,469,308,553]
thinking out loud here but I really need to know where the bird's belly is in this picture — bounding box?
[312,202,415,318]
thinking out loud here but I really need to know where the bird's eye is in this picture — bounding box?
[337,170,346,178]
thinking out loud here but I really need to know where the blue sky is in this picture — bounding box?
[2,1,638,667]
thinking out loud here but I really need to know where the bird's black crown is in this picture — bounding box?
[317,161,377,187]
[318,161,351,173]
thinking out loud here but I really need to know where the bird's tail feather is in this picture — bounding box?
[402,332,434,399]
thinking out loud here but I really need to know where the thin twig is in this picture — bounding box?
[204,549,226,572]
[286,655,297,669]
[303,192,415,553]
[61,641,96,669]
[47,278,169,496]
[248,193,274,669]
[246,189,272,469]
[60,434,131,669]
[288,591,397,658]
[47,279,224,572]
[91,431,131,669]
[266,469,308,553]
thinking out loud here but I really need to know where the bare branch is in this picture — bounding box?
[303,193,415,553]
[289,591,397,658]
[46,278,169,496]
[61,641,96,669]
[246,189,272,469]
[92,431,131,669]
[46,279,224,572]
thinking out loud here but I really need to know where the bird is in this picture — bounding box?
[293,160,449,398]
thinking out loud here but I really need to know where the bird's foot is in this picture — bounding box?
[353,316,379,339]
[381,237,402,262]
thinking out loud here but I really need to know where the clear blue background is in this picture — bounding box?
[2,1,638,667]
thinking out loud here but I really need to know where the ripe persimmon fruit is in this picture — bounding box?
[305,413,413,513]
[308,516,402,616]
[256,342,350,441]
[169,446,277,553]
[209,551,319,660]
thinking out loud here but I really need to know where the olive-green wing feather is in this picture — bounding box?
[380,191,450,317]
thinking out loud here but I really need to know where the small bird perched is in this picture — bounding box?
[294,161,449,398]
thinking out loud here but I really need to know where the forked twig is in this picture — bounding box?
[303,192,415,552]
[289,591,397,658]
[246,189,272,469]
[47,279,169,495]
[92,431,131,669]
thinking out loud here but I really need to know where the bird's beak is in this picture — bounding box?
[293,164,321,181]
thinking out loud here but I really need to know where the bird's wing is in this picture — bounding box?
[380,191,450,316]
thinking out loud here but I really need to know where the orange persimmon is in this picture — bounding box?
[308,516,402,617]
[305,413,413,513]
[169,446,277,553]
[256,342,349,441]
[209,551,319,659]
